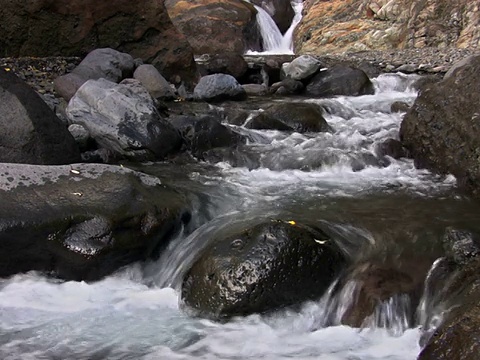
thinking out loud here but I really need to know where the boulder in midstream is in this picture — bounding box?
[181,220,347,319]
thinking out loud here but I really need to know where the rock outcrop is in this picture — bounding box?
[400,54,480,196]
[0,0,198,86]
[294,0,480,55]
[165,0,262,54]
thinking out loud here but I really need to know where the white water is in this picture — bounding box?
[246,0,304,54]
[0,73,457,359]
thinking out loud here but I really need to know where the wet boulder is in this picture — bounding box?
[0,68,81,165]
[133,64,175,100]
[168,114,246,160]
[400,55,480,197]
[376,138,410,160]
[0,163,190,281]
[418,258,480,360]
[182,220,347,319]
[260,102,330,132]
[194,74,247,102]
[66,78,182,161]
[305,66,375,98]
[245,112,294,131]
[282,55,322,81]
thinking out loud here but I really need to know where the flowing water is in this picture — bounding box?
[2,74,480,359]
[246,0,303,54]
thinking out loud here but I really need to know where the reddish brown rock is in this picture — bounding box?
[294,0,480,55]
[0,0,198,86]
[165,0,262,54]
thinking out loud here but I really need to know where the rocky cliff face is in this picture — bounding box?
[294,0,480,54]
[165,0,262,54]
[0,0,197,85]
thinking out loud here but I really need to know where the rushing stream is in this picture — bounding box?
[2,73,480,359]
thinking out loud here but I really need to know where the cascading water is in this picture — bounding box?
[247,0,304,54]
[2,73,479,359]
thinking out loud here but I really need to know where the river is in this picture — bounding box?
[1,73,479,359]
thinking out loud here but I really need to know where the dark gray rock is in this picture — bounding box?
[305,66,375,98]
[0,69,81,165]
[443,228,480,266]
[133,64,175,100]
[376,138,410,159]
[194,74,247,102]
[245,112,294,131]
[0,163,189,281]
[66,78,182,161]
[168,114,246,160]
[270,78,304,95]
[182,220,347,319]
[390,101,410,113]
[400,54,480,196]
[54,48,135,101]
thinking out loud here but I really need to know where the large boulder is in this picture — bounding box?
[194,74,247,102]
[182,220,347,319]
[0,163,189,281]
[66,78,182,161]
[251,0,295,34]
[305,66,375,97]
[399,55,480,196]
[0,69,81,165]
[54,48,135,101]
[0,0,198,86]
[259,102,331,132]
[418,229,480,360]
[282,55,322,81]
[165,0,262,54]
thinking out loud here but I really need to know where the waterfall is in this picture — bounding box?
[246,0,304,54]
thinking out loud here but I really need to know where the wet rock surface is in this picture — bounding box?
[0,163,189,281]
[182,220,347,319]
[400,54,480,196]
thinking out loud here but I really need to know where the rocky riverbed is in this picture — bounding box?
[1,46,476,99]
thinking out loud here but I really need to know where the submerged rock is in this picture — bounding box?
[66,78,182,161]
[0,163,189,281]
[0,68,81,165]
[305,66,375,97]
[260,102,330,132]
[182,220,347,319]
